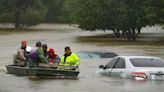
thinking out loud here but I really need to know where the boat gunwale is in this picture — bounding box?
[6,65,80,73]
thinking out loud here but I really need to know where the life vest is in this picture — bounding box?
[59,52,80,66]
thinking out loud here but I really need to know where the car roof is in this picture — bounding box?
[116,56,160,59]
[76,51,117,54]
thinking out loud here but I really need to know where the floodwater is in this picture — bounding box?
[0,24,164,92]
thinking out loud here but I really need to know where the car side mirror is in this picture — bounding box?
[99,65,105,69]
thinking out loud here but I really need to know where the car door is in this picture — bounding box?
[110,58,126,77]
[103,58,119,76]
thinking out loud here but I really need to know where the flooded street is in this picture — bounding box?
[0,24,164,92]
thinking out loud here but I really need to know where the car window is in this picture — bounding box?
[105,58,118,68]
[76,52,91,59]
[89,53,101,59]
[130,58,164,67]
[113,58,126,68]
[76,51,118,59]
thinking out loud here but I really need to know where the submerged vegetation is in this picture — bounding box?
[77,33,164,46]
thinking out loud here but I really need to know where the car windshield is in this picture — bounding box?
[130,58,164,67]
[76,52,92,59]
[89,53,101,58]
[76,52,101,59]
[76,51,117,59]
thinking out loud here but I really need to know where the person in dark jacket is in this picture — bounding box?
[42,44,48,57]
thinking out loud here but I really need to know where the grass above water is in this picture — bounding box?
[0,28,44,35]
[0,28,73,35]
[76,33,164,46]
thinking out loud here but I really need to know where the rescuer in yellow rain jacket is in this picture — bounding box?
[59,46,80,69]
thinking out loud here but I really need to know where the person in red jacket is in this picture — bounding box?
[47,48,61,64]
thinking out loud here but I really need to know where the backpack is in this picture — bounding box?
[30,50,38,61]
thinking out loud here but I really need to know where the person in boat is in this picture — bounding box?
[28,41,48,68]
[47,48,61,64]
[59,46,80,70]
[14,40,29,66]
[42,44,48,57]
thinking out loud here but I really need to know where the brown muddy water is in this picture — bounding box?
[0,24,164,92]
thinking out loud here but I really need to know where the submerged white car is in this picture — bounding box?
[98,56,164,80]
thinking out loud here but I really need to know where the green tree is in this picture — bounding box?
[145,0,164,25]
[42,0,72,23]
[73,0,164,41]
[42,0,63,23]
[0,0,45,28]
